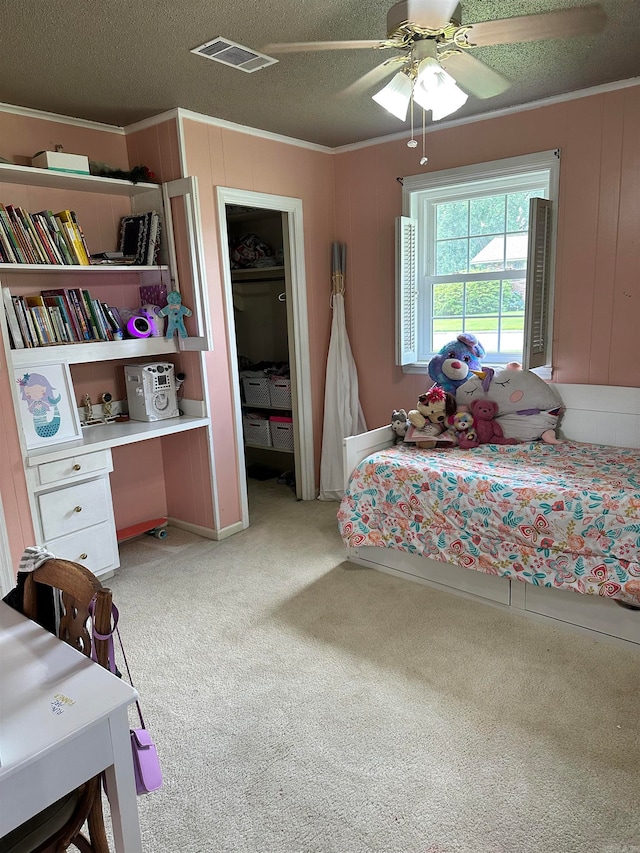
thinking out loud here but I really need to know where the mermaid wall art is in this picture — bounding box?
[14,363,82,449]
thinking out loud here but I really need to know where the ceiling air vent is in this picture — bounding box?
[191,37,278,73]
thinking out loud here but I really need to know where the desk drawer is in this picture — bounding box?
[47,522,119,576]
[37,451,112,486]
[38,478,111,540]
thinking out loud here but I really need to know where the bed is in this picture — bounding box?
[340,384,640,649]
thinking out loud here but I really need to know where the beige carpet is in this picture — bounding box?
[109,479,640,853]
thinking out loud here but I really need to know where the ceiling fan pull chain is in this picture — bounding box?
[407,80,417,150]
[420,107,428,166]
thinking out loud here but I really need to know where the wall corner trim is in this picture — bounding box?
[168,517,245,541]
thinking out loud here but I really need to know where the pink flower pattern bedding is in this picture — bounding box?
[338,442,640,605]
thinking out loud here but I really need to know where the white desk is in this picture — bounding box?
[0,602,143,852]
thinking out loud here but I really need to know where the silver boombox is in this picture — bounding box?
[124,362,179,422]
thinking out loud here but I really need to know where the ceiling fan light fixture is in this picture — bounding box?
[413,68,468,120]
[372,71,412,121]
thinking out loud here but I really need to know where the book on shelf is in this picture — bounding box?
[119,211,161,265]
[0,201,94,265]
[56,210,90,265]
[1,287,24,348]
[1,283,132,348]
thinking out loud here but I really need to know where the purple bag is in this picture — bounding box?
[130,728,163,794]
[90,597,163,796]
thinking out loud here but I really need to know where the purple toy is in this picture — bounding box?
[427,333,486,395]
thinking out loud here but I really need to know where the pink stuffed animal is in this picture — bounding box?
[470,399,518,445]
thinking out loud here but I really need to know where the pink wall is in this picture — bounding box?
[125,121,216,532]
[2,87,637,559]
[181,119,336,527]
[334,85,640,431]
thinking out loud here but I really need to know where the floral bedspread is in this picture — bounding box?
[337,442,640,605]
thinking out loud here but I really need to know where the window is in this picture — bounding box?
[397,151,559,373]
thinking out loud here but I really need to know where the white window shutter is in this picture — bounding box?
[523,198,552,370]
[396,215,418,366]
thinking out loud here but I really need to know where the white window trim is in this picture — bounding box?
[399,150,560,376]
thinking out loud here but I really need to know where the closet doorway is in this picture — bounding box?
[216,188,314,526]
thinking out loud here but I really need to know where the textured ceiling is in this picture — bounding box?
[1,0,639,147]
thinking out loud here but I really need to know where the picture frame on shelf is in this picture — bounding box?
[13,361,82,450]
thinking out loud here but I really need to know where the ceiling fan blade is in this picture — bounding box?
[338,58,407,98]
[441,52,510,99]
[261,40,382,54]
[467,4,607,48]
[407,0,460,30]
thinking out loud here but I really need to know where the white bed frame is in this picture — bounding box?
[343,385,640,651]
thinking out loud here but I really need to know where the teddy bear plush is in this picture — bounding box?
[427,333,486,395]
[407,387,457,448]
[390,409,409,444]
[448,410,479,448]
[469,399,518,445]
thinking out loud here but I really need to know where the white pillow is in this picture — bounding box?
[455,369,563,441]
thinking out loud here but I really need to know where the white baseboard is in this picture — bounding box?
[167,517,244,541]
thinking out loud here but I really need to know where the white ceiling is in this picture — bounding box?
[0,0,639,147]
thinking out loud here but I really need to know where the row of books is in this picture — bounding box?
[0,205,91,265]
[2,286,124,348]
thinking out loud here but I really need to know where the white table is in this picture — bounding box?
[0,602,143,852]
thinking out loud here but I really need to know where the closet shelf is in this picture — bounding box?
[231,266,285,281]
[245,443,294,454]
[241,402,291,411]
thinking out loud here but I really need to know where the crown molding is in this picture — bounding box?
[0,101,125,134]
[332,77,640,154]
[123,108,332,153]
[122,109,181,134]
[172,109,333,154]
[2,76,637,154]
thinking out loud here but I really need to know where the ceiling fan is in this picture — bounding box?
[262,2,607,122]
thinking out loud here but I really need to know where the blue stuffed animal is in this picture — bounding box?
[427,333,486,395]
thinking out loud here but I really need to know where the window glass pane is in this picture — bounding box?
[436,201,468,239]
[470,235,503,272]
[469,195,505,236]
[501,279,526,312]
[433,282,463,317]
[465,280,500,315]
[436,238,468,275]
[500,319,525,353]
[505,233,528,270]
[506,189,545,232]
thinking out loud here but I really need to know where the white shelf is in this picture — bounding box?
[231,266,285,281]
[11,336,179,367]
[0,263,168,273]
[25,415,211,466]
[241,402,291,411]
[0,162,162,197]
[245,443,293,453]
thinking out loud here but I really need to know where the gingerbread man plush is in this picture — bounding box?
[470,399,518,445]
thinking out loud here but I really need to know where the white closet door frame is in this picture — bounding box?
[216,187,315,525]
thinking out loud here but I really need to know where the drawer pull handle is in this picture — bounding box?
[74,506,83,513]
[79,553,88,560]
[73,464,81,471]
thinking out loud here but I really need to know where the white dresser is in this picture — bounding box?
[25,449,119,578]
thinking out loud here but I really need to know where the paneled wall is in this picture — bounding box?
[1,85,638,563]
[333,85,640,430]
[181,119,336,527]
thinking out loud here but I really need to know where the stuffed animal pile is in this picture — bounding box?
[390,336,564,450]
